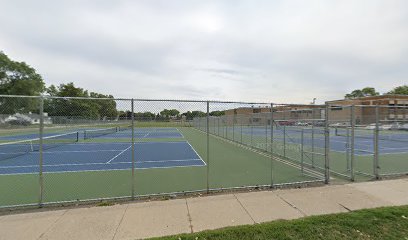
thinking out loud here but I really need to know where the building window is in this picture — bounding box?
[331,106,343,111]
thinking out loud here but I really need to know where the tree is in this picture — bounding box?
[182,111,206,120]
[0,52,45,114]
[345,87,379,99]
[388,85,408,95]
[44,83,117,119]
[210,110,225,116]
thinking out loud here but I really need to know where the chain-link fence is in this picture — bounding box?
[1,95,407,208]
[327,104,408,181]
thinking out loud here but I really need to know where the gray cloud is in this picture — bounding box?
[0,0,407,104]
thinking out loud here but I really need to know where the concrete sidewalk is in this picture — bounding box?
[1,178,408,240]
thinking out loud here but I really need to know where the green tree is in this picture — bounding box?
[0,52,45,114]
[44,83,117,119]
[388,85,408,95]
[345,87,379,99]
[210,110,225,116]
[182,111,206,120]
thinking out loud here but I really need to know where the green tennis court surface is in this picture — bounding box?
[0,127,321,207]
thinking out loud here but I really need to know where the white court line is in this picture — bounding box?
[106,145,132,163]
[185,141,206,166]
[0,149,124,155]
[0,163,207,176]
[143,133,150,138]
[0,158,204,169]
[176,128,185,138]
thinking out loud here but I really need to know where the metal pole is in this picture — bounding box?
[39,96,44,207]
[311,121,315,168]
[251,107,254,147]
[270,103,274,186]
[324,103,330,184]
[350,105,355,181]
[301,128,304,173]
[232,114,235,141]
[265,113,268,151]
[217,117,220,136]
[346,127,350,171]
[131,99,135,200]
[240,115,243,143]
[206,101,210,193]
[283,125,286,157]
[374,105,380,179]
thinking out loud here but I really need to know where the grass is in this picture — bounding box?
[151,205,408,240]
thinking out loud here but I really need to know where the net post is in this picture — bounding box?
[374,104,380,179]
[131,98,135,200]
[350,105,355,181]
[324,102,330,184]
[270,103,274,187]
[206,101,210,194]
[39,96,44,207]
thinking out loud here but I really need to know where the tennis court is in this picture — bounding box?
[0,128,204,175]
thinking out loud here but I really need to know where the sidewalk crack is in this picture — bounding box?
[233,194,256,224]
[185,199,194,233]
[111,204,129,240]
[37,209,68,240]
[338,203,352,212]
[276,193,307,217]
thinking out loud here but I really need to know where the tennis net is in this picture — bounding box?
[84,127,118,139]
[0,131,79,162]
[118,126,132,131]
[335,127,408,143]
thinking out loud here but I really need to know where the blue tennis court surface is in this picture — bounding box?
[227,126,408,156]
[0,141,205,175]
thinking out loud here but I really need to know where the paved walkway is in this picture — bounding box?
[1,178,408,240]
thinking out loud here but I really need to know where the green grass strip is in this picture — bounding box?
[151,205,408,240]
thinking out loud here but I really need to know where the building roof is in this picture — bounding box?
[327,94,408,103]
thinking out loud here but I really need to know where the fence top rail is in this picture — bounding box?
[328,104,408,108]
[0,94,273,104]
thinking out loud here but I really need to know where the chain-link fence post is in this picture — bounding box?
[301,128,304,173]
[311,119,315,168]
[232,113,235,141]
[374,104,380,179]
[270,103,274,186]
[251,106,253,147]
[350,105,355,181]
[265,113,268,151]
[39,96,44,207]
[131,98,135,200]
[283,125,286,157]
[206,101,210,194]
[324,102,330,184]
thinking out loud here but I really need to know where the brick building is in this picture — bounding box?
[327,95,408,125]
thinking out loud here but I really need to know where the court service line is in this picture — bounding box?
[0,158,204,169]
[106,145,132,164]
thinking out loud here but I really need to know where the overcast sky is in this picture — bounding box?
[1,0,407,104]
